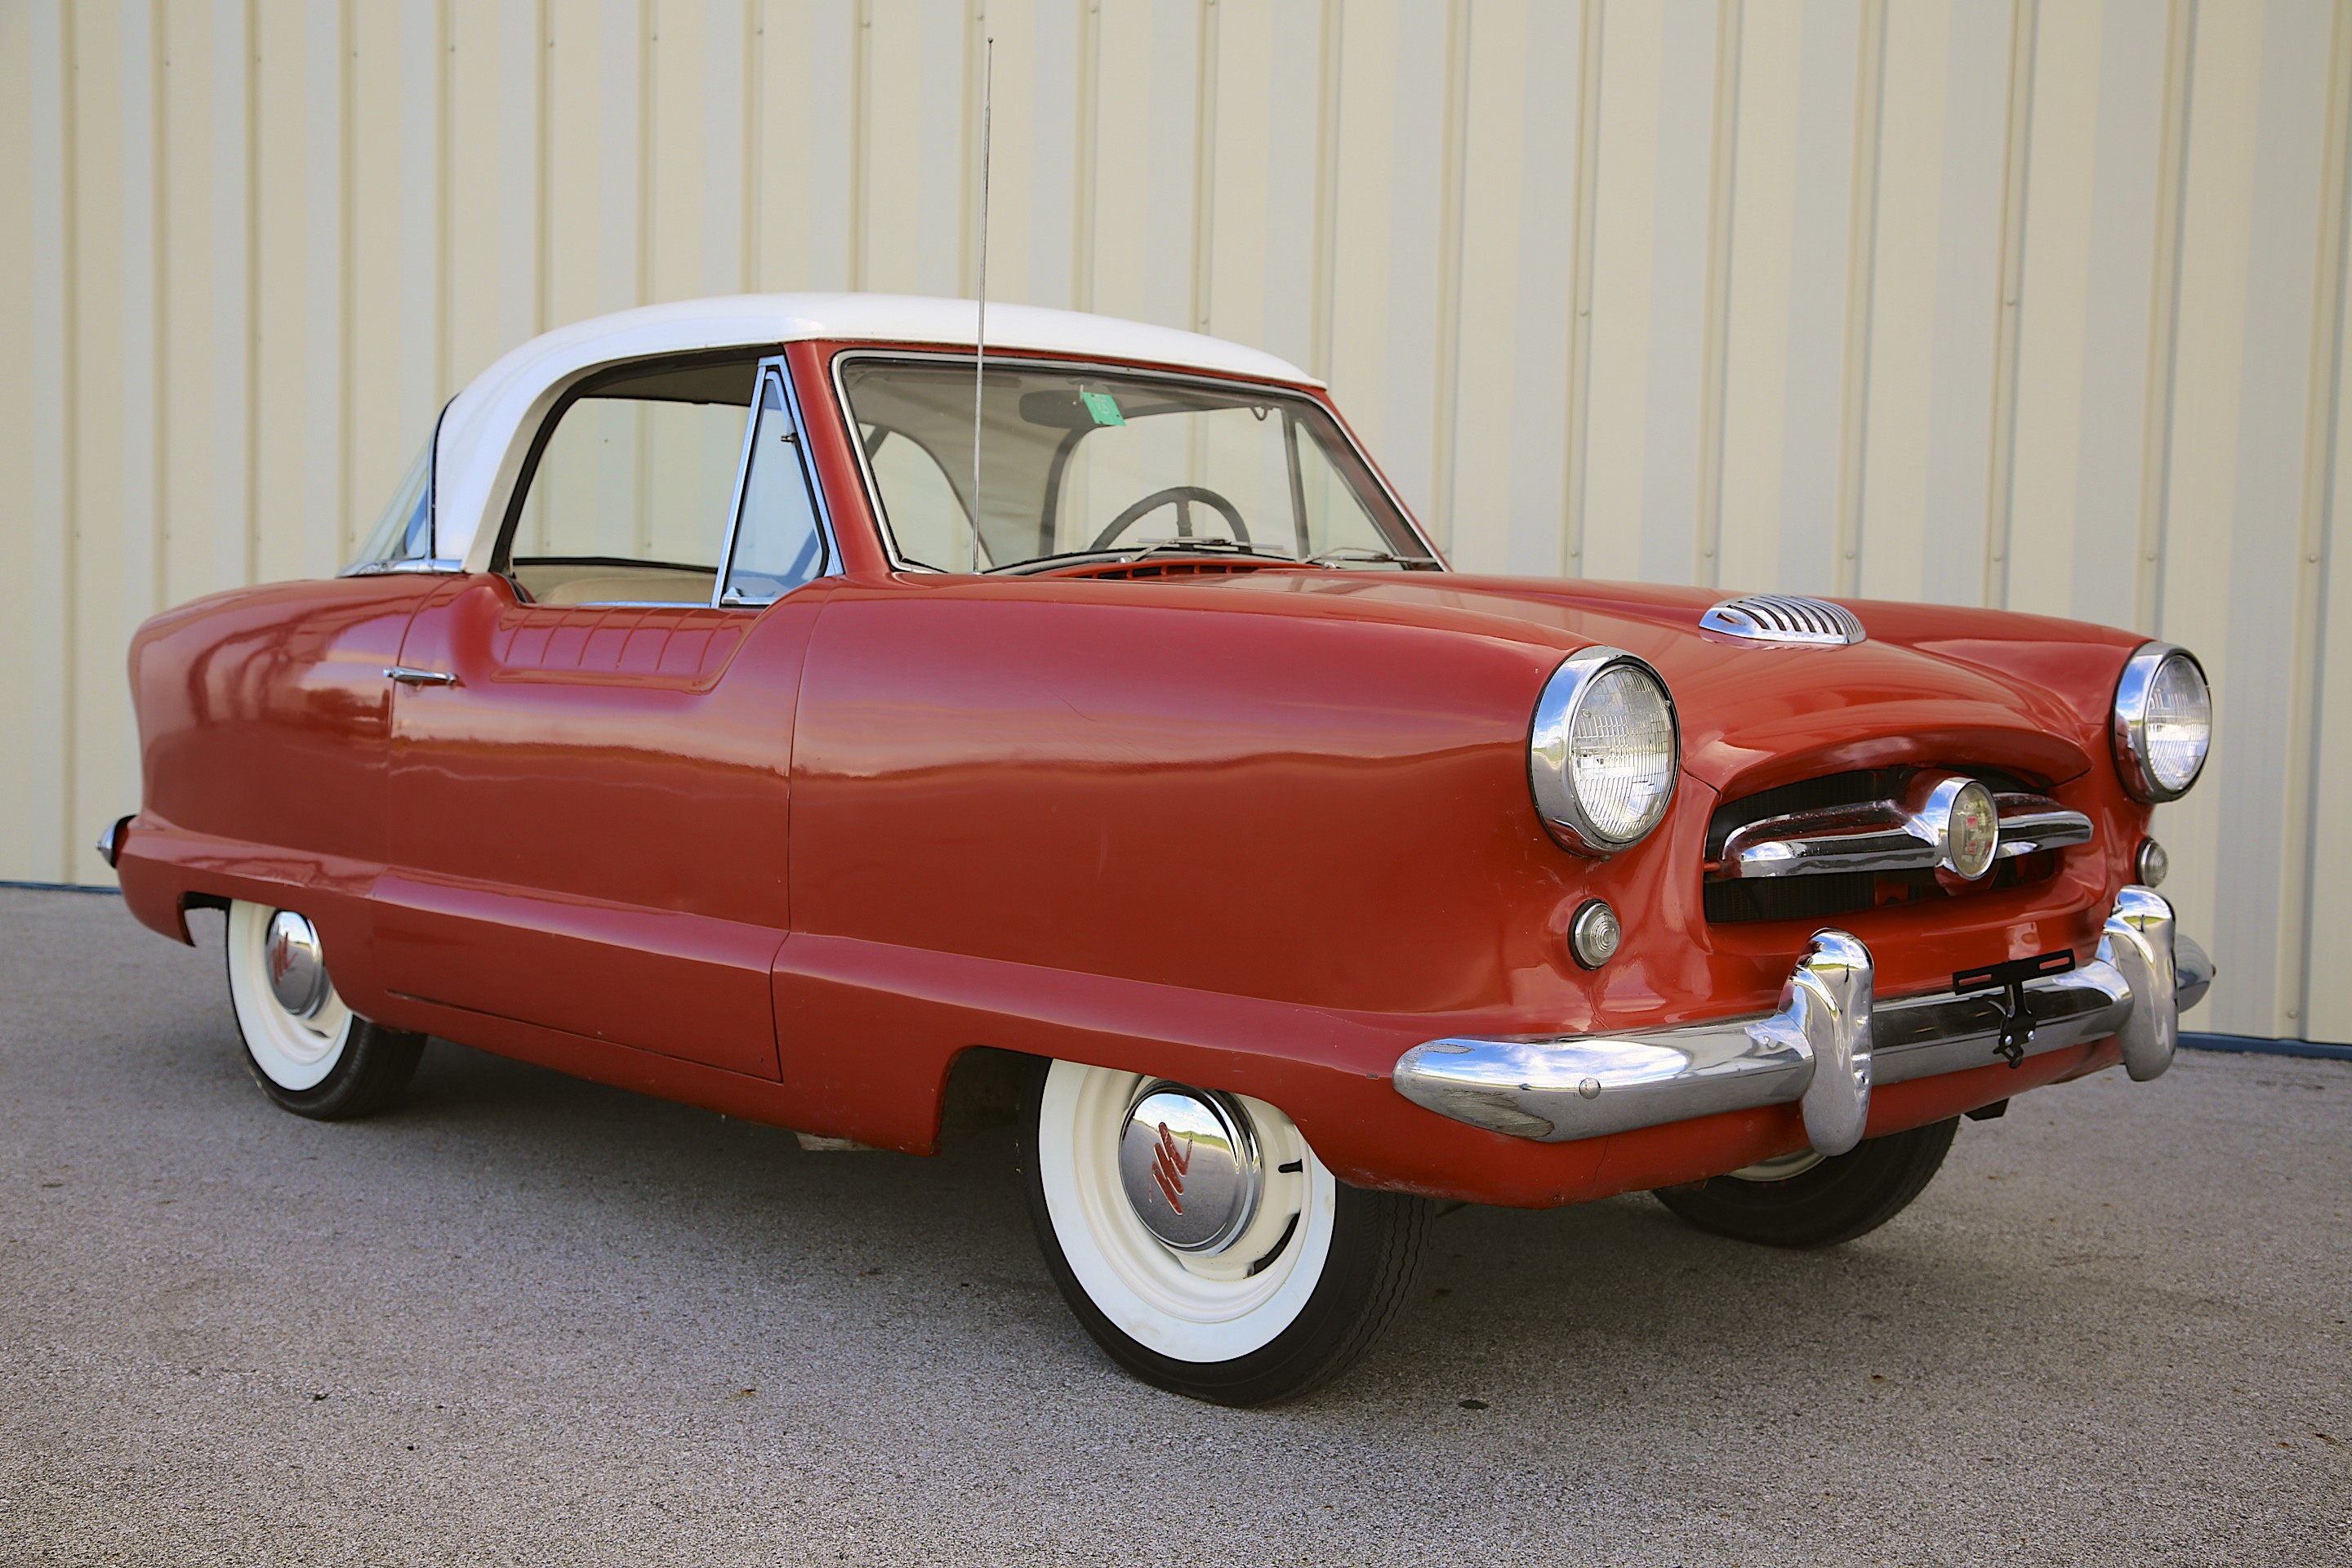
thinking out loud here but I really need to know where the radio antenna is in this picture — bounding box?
[970,36,994,572]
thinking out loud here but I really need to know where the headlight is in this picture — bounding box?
[2112,642,2211,803]
[1530,648,1680,853]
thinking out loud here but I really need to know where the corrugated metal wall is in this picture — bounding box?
[5,0,2349,1043]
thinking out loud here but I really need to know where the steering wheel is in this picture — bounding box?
[1088,485,1252,552]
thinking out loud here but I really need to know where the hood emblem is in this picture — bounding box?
[1701,594,1866,647]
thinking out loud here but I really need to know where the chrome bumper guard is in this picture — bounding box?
[1393,888,2212,1156]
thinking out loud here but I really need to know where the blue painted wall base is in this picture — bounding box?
[2181,1033,2352,1062]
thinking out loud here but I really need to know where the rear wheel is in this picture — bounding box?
[1020,1058,1426,1405]
[1652,1117,1960,1249]
[225,900,425,1120]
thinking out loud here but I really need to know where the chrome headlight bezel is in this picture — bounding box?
[1529,647,1681,855]
[2112,641,2211,804]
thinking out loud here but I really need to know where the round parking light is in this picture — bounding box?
[1568,900,1622,969]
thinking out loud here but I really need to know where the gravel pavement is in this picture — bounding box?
[2,886,2346,1566]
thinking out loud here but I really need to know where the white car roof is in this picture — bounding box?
[434,292,1320,568]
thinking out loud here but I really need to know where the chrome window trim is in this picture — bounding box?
[1526,646,1682,856]
[823,346,1446,575]
[2110,639,2209,804]
[341,556,467,577]
[484,349,842,612]
[710,355,840,610]
[341,398,454,577]
[426,395,448,559]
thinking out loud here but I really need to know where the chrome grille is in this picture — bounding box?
[1700,594,1867,647]
[1702,766,2077,923]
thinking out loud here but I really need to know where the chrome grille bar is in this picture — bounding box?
[1713,790,2092,880]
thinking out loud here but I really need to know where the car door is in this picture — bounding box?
[376,352,835,1079]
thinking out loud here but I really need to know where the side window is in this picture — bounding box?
[505,355,760,606]
[348,433,434,570]
[719,366,830,605]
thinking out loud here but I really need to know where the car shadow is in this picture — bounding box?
[123,899,2168,1438]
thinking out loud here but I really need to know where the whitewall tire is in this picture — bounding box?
[225,899,425,1119]
[1022,1058,1427,1405]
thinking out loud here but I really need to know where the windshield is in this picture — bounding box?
[838,358,1437,574]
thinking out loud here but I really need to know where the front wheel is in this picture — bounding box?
[1020,1059,1426,1405]
[1651,1116,1961,1249]
[225,900,425,1120]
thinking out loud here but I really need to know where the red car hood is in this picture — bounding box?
[1209,571,2140,798]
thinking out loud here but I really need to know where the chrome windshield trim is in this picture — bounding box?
[1393,889,2198,1147]
[1713,786,2091,880]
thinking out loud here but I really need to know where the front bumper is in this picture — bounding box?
[1394,888,2211,1156]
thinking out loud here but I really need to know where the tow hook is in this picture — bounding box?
[1953,951,2078,1068]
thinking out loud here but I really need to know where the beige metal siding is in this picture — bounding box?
[6,0,2348,1044]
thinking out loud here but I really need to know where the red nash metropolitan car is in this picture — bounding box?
[110,294,2215,1405]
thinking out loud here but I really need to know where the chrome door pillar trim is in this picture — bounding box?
[711,355,840,609]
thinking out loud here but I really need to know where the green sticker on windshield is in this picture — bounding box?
[1080,390,1126,426]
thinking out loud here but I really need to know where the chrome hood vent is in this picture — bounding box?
[1701,594,1866,647]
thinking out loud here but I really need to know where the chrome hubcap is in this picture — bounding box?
[1728,1147,1828,1183]
[263,911,330,1020]
[1116,1083,1263,1254]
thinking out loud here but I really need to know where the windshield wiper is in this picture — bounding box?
[1303,546,1441,568]
[982,548,1131,575]
[985,537,1294,575]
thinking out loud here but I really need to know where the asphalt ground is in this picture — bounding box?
[2,886,2346,1567]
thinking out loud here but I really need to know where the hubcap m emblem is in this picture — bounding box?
[1116,1083,1263,1254]
[1150,1122,1193,1213]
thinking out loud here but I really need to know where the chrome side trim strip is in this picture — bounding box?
[1393,889,2194,1149]
[1715,790,2091,880]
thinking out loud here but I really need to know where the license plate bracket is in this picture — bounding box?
[1952,949,2078,1067]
